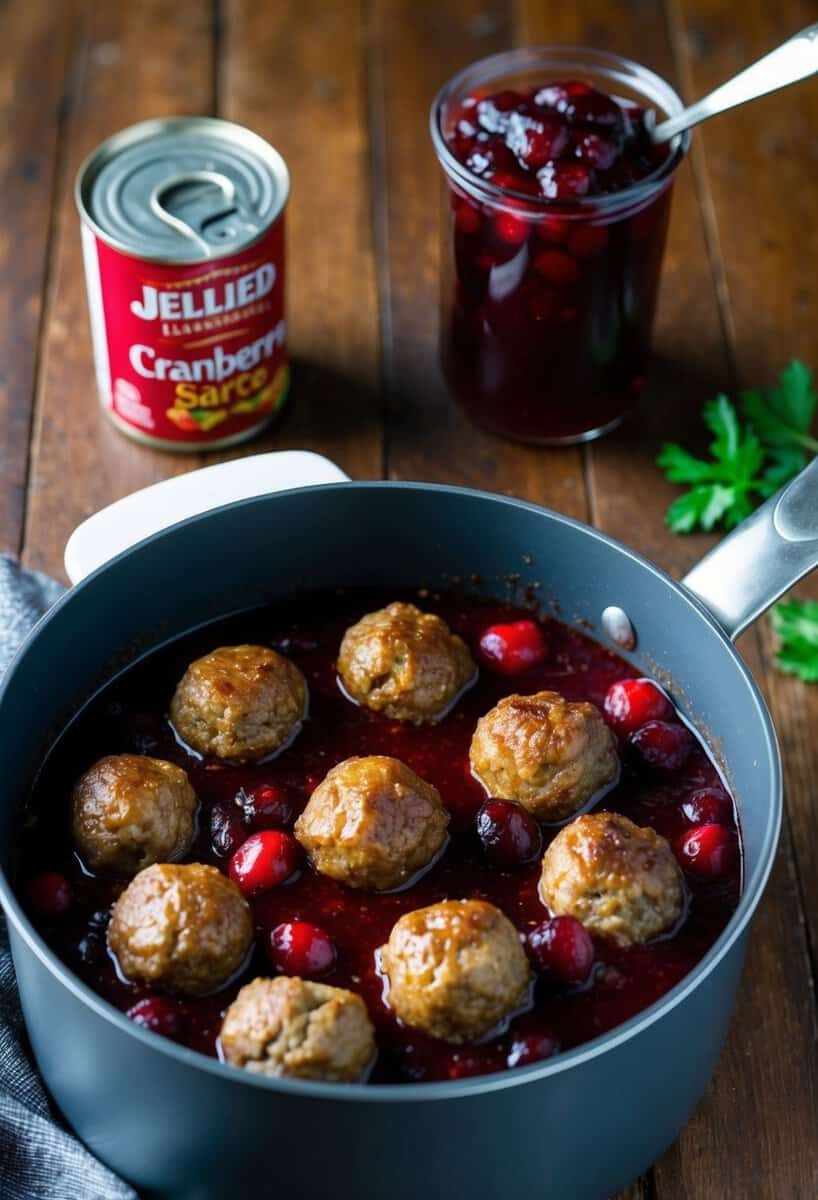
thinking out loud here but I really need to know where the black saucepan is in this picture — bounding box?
[1,465,816,1200]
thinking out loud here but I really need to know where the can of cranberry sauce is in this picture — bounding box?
[76,117,290,450]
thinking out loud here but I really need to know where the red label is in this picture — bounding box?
[87,219,287,444]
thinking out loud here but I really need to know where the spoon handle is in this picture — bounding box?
[652,23,818,144]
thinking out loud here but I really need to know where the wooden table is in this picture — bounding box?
[3,2,818,1195]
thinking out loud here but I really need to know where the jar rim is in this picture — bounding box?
[429,45,690,213]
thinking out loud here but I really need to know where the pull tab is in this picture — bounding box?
[149,171,258,257]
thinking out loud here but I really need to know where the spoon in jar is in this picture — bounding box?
[647,23,818,144]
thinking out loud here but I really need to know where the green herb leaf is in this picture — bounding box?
[770,600,818,683]
[657,362,817,533]
[741,360,818,453]
[656,395,770,532]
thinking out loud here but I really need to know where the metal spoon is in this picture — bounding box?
[648,23,818,144]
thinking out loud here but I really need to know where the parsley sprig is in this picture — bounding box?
[770,600,818,684]
[656,361,817,533]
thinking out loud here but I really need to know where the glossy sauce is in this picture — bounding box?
[18,590,741,1083]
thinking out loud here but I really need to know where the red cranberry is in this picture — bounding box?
[489,170,539,197]
[533,249,579,286]
[478,619,548,674]
[210,803,245,858]
[476,799,543,867]
[568,88,624,131]
[575,132,619,170]
[567,225,609,258]
[229,831,302,896]
[629,720,694,772]
[604,678,673,734]
[527,916,594,985]
[25,872,72,918]
[535,215,570,245]
[269,921,337,978]
[127,996,184,1040]
[507,1032,558,1068]
[679,824,737,878]
[518,119,569,168]
[682,788,733,827]
[528,286,560,322]
[493,211,529,246]
[239,783,295,830]
[537,161,593,200]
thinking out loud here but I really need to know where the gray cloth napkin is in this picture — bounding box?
[0,555,137,1199]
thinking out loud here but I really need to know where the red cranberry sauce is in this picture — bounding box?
[440,81,674,442]
[18,590,741,1085]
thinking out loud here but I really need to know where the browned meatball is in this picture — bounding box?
[539,811,685,946]
[337,602,476,723]
[70,754,198,876]
[294,756,448,891]
[170,644,307,762]
[380,899,530,1042]
[220,976,376,1082]
[469,690,619,822]
[108,863,253,995]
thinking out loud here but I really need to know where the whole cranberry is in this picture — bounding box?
[537,161,593,200]
[527,916,594,985]
[604,678,673,735]
[269,921,337,979]
[493,211,529,246]
[519,119,569,168]
[25,872,72,918]
[229,831,302,896]
[575,132,619,170]
[507,1032,558,1068]
[239,783,295,830]
[567,88,624,131]
[533,249,579,286]
[455,200,480,235]
[210,803,246,858]
[536,215,570,245]
[127,996,184,1040]
[478,619,548,674]
[682,788,733,827]
[679,824,737,878]
[476,799,543,867]
[629,720,694,772]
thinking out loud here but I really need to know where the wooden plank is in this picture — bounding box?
[517,2,818,1197]
[370,0,588,518]
[0,0,76,554]
[219,0,382,481]
[671,0,818,948]
[655,3,818,1192]
[21,0,216,578]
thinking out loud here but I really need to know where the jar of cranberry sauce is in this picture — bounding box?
[430,48,689,444]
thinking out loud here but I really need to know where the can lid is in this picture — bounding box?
[76,117,289,262]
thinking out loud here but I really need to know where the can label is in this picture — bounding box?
[81,218,288,444]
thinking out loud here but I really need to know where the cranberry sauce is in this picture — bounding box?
[18,590,741,1084]
[439,81,675,443]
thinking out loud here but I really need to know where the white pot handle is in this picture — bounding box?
[64,450,349,585]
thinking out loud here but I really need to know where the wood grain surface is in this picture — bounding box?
[1,1,817,1195]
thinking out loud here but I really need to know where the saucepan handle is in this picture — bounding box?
[682,456,818,640]
[64,451,349,585]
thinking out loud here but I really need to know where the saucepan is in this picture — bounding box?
[1,450,816,1200]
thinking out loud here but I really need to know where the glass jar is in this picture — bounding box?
[430,47,689,445]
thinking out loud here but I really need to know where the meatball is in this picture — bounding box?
[539,811,685,946]
[108,862,253,995]
[380,899,530,1042]
[220,976,376,1082]
[337,602,475,723]
[294,756,448,891]
[469,690,619,822]
[71,754,198,875]
[170,644,307,762]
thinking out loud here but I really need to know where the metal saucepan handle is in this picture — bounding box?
[682,457,818,640]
